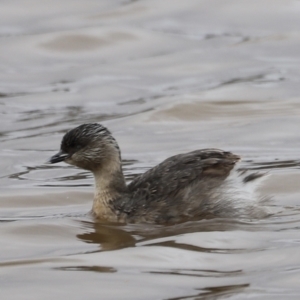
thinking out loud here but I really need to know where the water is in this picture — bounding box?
[1,0,300,299]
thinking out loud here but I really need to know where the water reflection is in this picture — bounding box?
[249,160,300,170]
[166,284,250,300]
[76,218,262,253]
[147,240,242,254]
[57,265,117,273]
[150,268,242,278]
[77,220,136,251]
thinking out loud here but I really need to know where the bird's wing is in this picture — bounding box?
[127,149,240,199]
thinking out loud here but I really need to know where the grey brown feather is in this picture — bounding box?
[49,123,269,224]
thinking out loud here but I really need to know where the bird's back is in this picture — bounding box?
[112,149,265,223]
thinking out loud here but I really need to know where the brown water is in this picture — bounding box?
[1,0,300,299]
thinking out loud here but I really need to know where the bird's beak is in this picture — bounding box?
[48,150,69,164]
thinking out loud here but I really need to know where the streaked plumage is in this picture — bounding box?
[49,123,269,224]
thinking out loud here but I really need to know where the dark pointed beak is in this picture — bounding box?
[48,150,69,164]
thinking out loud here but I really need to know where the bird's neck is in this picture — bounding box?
[92,160,127,220]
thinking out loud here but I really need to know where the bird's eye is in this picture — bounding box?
[74,144,82,151]
[62,140,82,154]
[68,142,81,151]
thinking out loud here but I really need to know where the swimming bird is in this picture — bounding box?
[49,123,269,224]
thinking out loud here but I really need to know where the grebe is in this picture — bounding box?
[49,123,269,224]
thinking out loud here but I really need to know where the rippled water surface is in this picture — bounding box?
[2,1,300,299]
